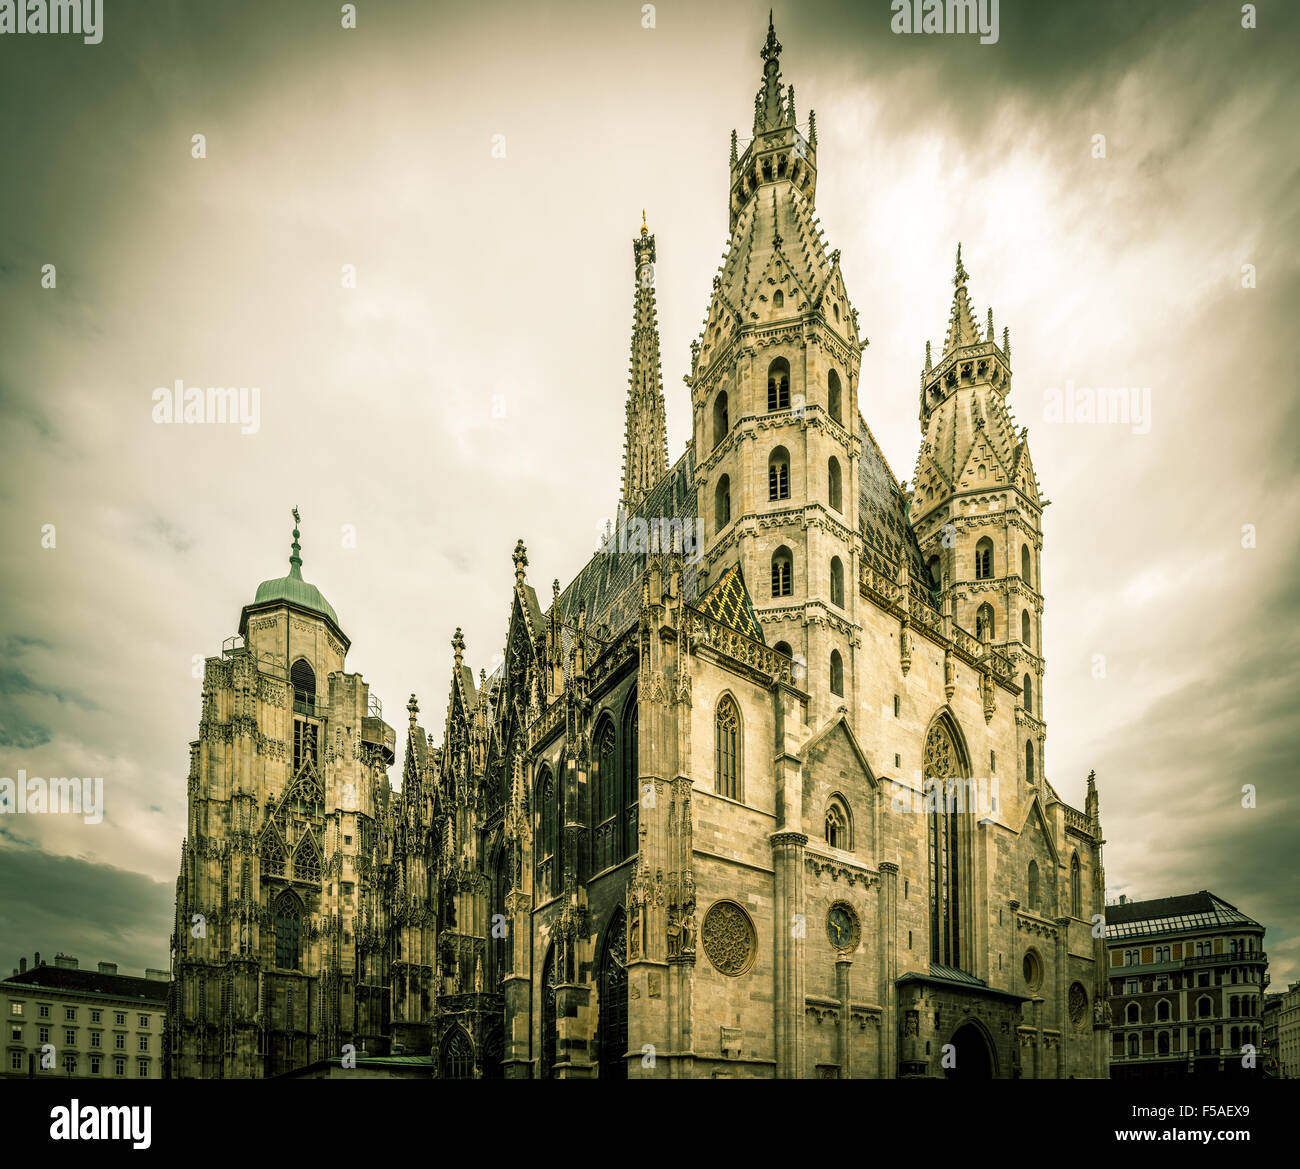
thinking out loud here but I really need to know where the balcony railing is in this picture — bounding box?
[1184,951,1266,967]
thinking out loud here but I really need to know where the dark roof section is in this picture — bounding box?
[857,412,934,604]
[895,963,1029,1003]
[5,964,169,1005]
[698,562,764,643]
[1105,891,1262,941]
[556,447,699,653]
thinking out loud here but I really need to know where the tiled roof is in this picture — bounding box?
[697,562,763,642]
[857,413,934,602]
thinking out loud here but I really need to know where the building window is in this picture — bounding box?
[63,1054,77,1075]
[1127,1034,1139,1058]
[9,1003,22,1016]
[138,1035,148,1052]
[90,1010,100,1023]
[1023,673,1033,714]
[138,1059,149,1078]
[90,1031,101,1048]
[440,1027,475,1079]
[90,1056,101,1074]
[65,1007,76,1021]
[714,474,731,527]
[1157,1032,1170,1056]
[114,1057,126,1076]
[1021,609,1032,645]
[1022,949,1043,991]
[1156,1000,1171,1021]
[1021,544,1031,583]
[621,694,639,863]
[1070,853,1081,917]
[1027,860,1040,912]
[830,556,844,608]
[975,538,993,580]
[712,391,729,449]
[769,447,790,500]
[64,1029,76,1046]
[767,358,791,411]
[290,656,316,710]
[828,457,843,512]
[260,829,286,877]
[115,1011,126,1026]
[825,798,850,851]
[1126,1003,1140,1024]
[772,289,784,309]
[38,1004,50,1019]
[771,547,793,597]
[38,1026,50,1044]
[10,1051,21,1070]
[827,370,842,424]
[138,1014,149,1029]
[926,716,968,970]
[1197,995,1213,1018]
[592,716,617,873]
[715,695,741,801]
[1025,740,1035,784]
[274,891,302,970]
[830,650,844,697]
[1125,979,1138,994]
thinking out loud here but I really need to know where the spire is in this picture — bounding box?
[288,506,303,579]
[942,242,981,356]
[512,539,528,588]
[754,11,790,134]
[621,212,669,513]
[452,627,465,669]
[407,693,419,728]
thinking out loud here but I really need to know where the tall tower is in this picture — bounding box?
[691,13,864,724]
[908,247,1047,790]
[621,212,669,515]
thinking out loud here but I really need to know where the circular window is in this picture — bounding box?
[1068,982,1088,1030]
[702,899,758,977]
[1022,949,1043,991]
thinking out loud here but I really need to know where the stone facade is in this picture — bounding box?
[167,15,1108,1079]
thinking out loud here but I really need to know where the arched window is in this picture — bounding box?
[712,391,729,449]
[825,797,850,851]
[1127,1033,1140,1057]
[1021,544,1031,583]
[598,908,628,1079]
[293,836,321,884]
[1229,995,1239,1016]
[274,891,301,970]
[1229,1026,1240,1049]
[715,474,731,528]
[772,289,784,309]
[260,829,285,877]
[1027,860,1040,911]
[1198,1029,1212,1054]
[1197,995,1213,1018]
[927,555,941,587]
[538,767,556,898]
[926,716,969,970]
[767,358,790,411]
[592,717,617,872]
[621,694,638,861]
[828,456,842,512]
[976,603,995,641]
[830,556,844,608]
[290,657,316,708]
[1156,1000,1171,1021]
[1021,609,1032,645]
[771,546,793,597]
[1126,1002,1139,1024]
[773,640,792,659]
[827,369,842,424]
[1025,740,1035,784]
[715,695,740,800]
[1023,673,1033,713]
[440,1027,474,1079]
[830,649,844,696]
[975,538,993,580]
[1070,853,1082,917]
[540,946,558,1078]
[769,446,790,500]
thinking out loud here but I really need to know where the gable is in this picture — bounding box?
[697,561,764,643]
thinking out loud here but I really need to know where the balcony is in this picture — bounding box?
[1184,950,1266,968]
[293,690,325,718]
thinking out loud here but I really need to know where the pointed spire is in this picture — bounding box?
[730,128,738,165]
[1003,325,1011,364]
[925,339,932,373]
[987,306,994,341]
[622,213,669,513]
[512,539,528,588]
[942,242,981,356]
[808,108,817,144]
[288,506,303,579]
[756,11,787,133]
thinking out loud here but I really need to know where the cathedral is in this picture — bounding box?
[167,16,1109,1079]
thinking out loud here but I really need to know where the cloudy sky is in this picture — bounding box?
[1,0,1297,986]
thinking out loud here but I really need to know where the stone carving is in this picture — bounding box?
[701,899,757,976]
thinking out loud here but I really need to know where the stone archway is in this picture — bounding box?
[945,1021,996,1078]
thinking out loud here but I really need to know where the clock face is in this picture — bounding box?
[826,903,858,951]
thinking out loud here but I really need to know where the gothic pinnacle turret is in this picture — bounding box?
[620,211,669,514]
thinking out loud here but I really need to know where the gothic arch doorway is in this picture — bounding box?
[945,1022,996,1078]
[598,908,628,1079]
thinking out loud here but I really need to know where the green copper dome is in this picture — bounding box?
[250,510,340,627]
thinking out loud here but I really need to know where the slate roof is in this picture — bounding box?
[857,412,935,604]
[1105,891,1262,941]
[5,964,169,1005]
[698,562,764,642]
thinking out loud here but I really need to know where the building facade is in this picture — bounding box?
[1104,891,1268,1079]
[168,15,1108,1079]
[3,953,169,1079]
[1277,980,1300,1079]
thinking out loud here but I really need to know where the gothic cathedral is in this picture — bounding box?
[168,16,1108,1079]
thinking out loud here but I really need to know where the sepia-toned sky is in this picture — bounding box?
[1,0,1298,985]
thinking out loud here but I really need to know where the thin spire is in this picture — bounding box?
[622,213,669,512]
[942,242,981,355]
[288,506,303,579]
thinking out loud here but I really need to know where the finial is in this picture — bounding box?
[641,208,648,237]
[730,128,738,165]
[407,693,419,726]
[1003,325,1011,363]
[987,307,994,341]
[953,242,968,288]
[512,539,528,587]
[289,507,303,578]
[925,340,932,372]
[452,627,465,666]
[552,578,560,603]
[808,108,817,145]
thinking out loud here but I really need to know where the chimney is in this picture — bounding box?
[19,957,27,974]
[1119,894,1128,905]
[53,953,78,970]
[34,951,41,967]
[97,962,118,975]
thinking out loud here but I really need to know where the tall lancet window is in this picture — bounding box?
[715,695,740,801]
[926,717,969,971]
